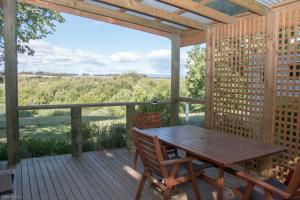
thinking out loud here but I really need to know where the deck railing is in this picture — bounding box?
[18,98,204,157]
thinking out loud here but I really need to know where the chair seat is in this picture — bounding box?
[239,178,288,200]
[167,162,214,178]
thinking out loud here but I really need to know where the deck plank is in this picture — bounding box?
[42,156,68,200]
[90,151,161,200]
[0,148,245,200]
[32,158,49,200]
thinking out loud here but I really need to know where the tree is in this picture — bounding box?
[185,45,206,111]
[185,45,206,98]
[0,3,65,61]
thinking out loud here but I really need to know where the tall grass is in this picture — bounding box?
[0,122,127,160]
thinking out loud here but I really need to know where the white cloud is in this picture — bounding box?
[14,40,188,76]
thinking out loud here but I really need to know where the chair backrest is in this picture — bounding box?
[287,162,300,196]
[132,127,167,176]
[132,112,161,129]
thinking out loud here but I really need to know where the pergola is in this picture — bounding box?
[2,0,300,180]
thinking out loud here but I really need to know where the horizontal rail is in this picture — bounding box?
[18,100,171,110]
[178,97,205,104]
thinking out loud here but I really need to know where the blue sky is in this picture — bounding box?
[17,13,193,77]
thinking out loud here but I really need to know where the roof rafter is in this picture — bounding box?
[20,0,185,35]
[228,0,269,15]
[180,30,205,47]
[97,0,207,30]
[159,0,235,24]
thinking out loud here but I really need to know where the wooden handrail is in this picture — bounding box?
[18,100,171,110]
[178,97,205,104]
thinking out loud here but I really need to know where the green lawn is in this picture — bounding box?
[0,112,204,143]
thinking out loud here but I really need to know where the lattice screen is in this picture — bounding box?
[207,6,300,177]
[211,16,266,142]
[273,6,300,179]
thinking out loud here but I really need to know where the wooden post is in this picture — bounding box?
[205,28,213,129]
[4,0,19,164]
[71,108,82,157]
[260,11,277,178]
[170,34,180,126]
[126,105,135,150]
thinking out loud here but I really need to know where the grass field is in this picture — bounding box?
[0,111,204,143]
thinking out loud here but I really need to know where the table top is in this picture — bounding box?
[143,125,286,167]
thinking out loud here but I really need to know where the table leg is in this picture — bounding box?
[216,167,225,200]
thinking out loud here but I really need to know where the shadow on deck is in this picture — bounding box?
[0,148,243,200]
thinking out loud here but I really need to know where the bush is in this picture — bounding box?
[82,122,126,151]
[0,122,127,161]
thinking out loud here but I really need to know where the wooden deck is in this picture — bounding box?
[0,148,243,200]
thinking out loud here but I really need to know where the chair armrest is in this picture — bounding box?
[235,171,291,199]
[278,163,295,172]
[159,157,194,166]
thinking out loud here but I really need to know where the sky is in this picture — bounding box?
[16,13,194,77]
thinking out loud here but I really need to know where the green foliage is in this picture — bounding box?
[0,3,65,61]
[0,122,127,160]
[185,45,206,111]
[82,122,126,151]
[131,78,171,126]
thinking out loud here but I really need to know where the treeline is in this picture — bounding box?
[17,73,185,106]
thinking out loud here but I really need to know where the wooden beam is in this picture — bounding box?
[159,0,235,24]
[4,0,19,164]
[98,0,207,30]
[20,0,183,36]
[260,10,277,178]
[180,30,205,47]
[71,108,82,157]
[126,105,135,150]
[228,0,269,15]
[198,0,214,5]
[204,28,213,129]
[170,34,180,126]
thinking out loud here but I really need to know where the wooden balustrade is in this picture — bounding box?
[18,101,171,157]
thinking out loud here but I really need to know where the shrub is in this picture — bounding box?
[0,122,127,161]
[82,122,126,151]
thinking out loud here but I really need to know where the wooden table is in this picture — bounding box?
[143,125,286,200]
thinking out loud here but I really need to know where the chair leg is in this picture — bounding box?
[135,169,148,200]
[242,181,254,200]
[163,188,171,200]
[132,150,139,170]
[187,162,201,200]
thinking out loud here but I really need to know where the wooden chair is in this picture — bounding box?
[232,162,300,200]
[131,112,178,170]
[133,127,211,200]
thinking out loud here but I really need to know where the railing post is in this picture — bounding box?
[71,108,82,157]
[4,0,19,164]
[126,105,135,150]
[170,34,180,126]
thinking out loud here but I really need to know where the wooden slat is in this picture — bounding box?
[228,0,269,15]
[160,0,235,24]
[18,100,171,110]
[98,0,207,30]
